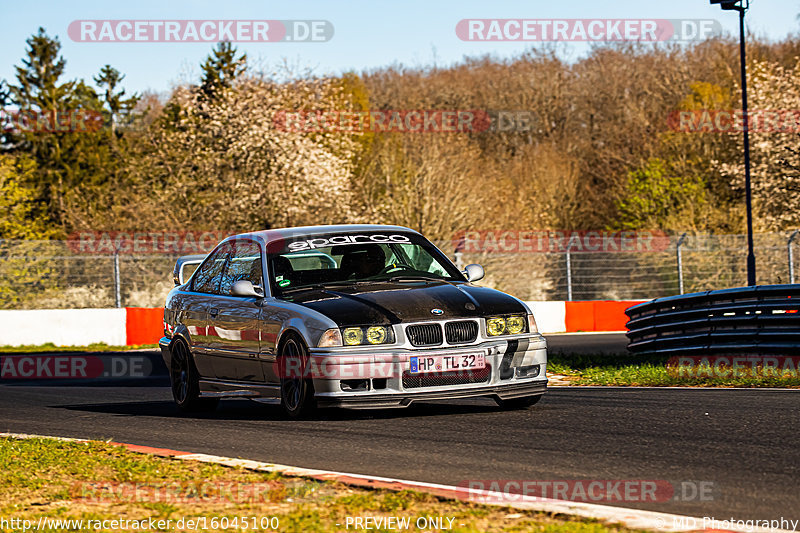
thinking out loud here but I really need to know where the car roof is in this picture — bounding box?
[227,224,421,244]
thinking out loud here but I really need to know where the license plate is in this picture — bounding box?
[409,353,485,374]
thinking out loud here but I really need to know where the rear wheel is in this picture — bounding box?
[279,334,317,419]
[170,339,218,413]
[495,395,542,410]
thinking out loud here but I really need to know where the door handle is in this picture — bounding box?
[209,308,219,318]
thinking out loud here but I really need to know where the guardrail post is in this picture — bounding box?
[789,230,799,284]
[676,233,688,295]
[113,249,121,308]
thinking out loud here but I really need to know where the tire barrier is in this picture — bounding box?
[626,285,800,355]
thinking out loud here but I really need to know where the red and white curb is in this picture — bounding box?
[0,432,785,533]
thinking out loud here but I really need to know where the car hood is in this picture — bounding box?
[279,280,527,326]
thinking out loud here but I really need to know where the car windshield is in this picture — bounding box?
[266,232,464,294]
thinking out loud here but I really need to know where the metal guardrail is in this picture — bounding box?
[625,285,800,355]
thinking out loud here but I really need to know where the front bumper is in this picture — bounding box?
[318,380,546,408]
[309,334,547,409]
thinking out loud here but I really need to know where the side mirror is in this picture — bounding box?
[231,280,264,298]
[463,264,485,282]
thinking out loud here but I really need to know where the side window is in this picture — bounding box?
[192,243,230,294]
[219,240,263,296]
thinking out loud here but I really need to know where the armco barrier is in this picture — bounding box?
[0,302,641,347]
[625,285,800,354]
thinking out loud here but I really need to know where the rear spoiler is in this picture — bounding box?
[173,254,207,285]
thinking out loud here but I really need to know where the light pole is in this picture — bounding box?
[676,233,688,294]
[710,0,755,286]
[789,230,799,284]
[565,242,573,302]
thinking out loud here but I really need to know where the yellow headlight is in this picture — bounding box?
[487,317,506,336]
[366,326,388,344]
[343,327,364,345]
[506,315,525,335]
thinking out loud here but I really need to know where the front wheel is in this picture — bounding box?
[170,339,218,413]
[495,395,542,410]
[279,334,317,419]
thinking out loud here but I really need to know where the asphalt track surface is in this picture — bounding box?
[1,337,798,521]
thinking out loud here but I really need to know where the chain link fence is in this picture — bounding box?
[2,233,799,309]
[0,240,180,309]
[451,233,800,301]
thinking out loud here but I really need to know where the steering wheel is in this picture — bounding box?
[379,263,415,275]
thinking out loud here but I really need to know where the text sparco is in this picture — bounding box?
[287,234,411,252]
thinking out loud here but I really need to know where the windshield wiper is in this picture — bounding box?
[386,274,448,283]
[278,280,370,293]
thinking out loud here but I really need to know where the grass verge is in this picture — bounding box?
[549,353,800,387]
[0,437,644,533]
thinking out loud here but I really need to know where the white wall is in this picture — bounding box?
[0,302,575,347]
[0,309,127,347]
[525,301,567,334]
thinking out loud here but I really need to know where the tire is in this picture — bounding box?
[495,395,542,410]
[279,333,317,419]
[169,339,219,413]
